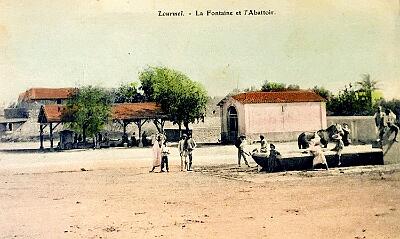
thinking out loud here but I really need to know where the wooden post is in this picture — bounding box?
[40,124,44,150]
[50,123,54,149]
[137,119,143,147]
[123,121,127,135]
[134,119,149,147]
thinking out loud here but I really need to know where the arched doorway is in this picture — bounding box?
[227,106,238,142]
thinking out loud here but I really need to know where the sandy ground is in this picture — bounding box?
[0,142,400,238]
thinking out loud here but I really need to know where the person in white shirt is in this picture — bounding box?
[384,109,399,142]
[160,142,170,172]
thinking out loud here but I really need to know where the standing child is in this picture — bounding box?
[267,144,282,172]
[160,142,170,172]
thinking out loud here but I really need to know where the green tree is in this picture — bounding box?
[356,73,379,109]
[112,82,144,103]
[356,74,379,93]
[287,84,300,90]
[63,86,112,142]
[261,81,300,92]
[327,83,374,116]
[311,86,332,100]
[138,66,208,133]
[261,81,286,92]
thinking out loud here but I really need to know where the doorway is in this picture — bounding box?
[227,106,238,142]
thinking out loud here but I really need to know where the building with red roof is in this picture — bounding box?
[218,91,327,142]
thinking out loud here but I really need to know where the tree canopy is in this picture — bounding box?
[311,86,332,100]
[326,74,379,116]
[261,81,300,92]
[112,82,144,103]
[138,66,208,132]
[63,86,112,141]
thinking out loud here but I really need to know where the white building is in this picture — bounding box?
[218,91,327,142]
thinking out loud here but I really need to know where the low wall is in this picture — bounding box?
[327,116,376,143]
[253,149,384,171]
[246,131,304,144]
[244,116,377,144]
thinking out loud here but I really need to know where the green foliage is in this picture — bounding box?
[326,83,375,116]
[261,81,287,92]
[112,82,144,103]
[311,86,332,100]
[138,66,208,130]
[287,84,300,90]
[261,81,300,92]
[63,86,112,140]
[313,74,380,116]
[356,74,379,93]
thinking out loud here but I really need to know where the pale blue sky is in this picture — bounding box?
[0,0,399,105]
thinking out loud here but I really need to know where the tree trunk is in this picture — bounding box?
[178,122,182,138]
[93,136,96,149]
[83,126,87,143]
[184,121,190,133]
[153,119,161,133]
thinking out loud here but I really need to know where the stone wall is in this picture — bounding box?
[327,116,376,143]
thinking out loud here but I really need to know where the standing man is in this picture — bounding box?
[342,123,352,146]
[235,135,250,167]
[178,134,187,171]
[184,133,197,171]
[384,109,399,142]
[374,106,385,141]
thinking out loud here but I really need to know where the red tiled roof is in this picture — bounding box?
[19,88,76,101]
[39,105,66,123]
[112,102,167,120]
[38,102,167,123]
[231,91,325,104]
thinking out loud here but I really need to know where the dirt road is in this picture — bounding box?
[0,142,399,238]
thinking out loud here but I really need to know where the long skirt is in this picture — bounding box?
[152,143,162,167]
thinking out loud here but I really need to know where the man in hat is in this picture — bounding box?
[184,133,197,171]
[178,134,187,171]
[384,109,399,142]
[375,106,385,141]
[235,135,250,167]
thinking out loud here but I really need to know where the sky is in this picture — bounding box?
[0,0,399,106]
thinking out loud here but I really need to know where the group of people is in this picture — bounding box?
[149,133,197,173]
[147,106,399,174]
[237,134,282,172]
[374,106,399,143]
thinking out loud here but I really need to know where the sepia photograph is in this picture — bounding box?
[0,0,399,238]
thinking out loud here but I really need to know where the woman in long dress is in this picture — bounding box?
[309,132,329,170]
[149,134,162,172]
